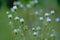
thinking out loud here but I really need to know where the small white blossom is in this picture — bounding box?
[34,0,38,3]
[13,29,18,33]
[19,4,24,8]
[34,11,39,15]
[55,18,60,22]
[20,18,24,22]
[26,4,31,8]
[8,14,12,18]
[36,26,41,30]
[33,32,38,36]
[50,10,55,14]
[6,11,9,14]
[13,6,17,10]
[50,33,55,37]
[39,16,43,20]
[32,27,35,31]
[11,8,15,12]
[9,21,13,25]
[45,13,50,16]
[14,16,19,20]
[46,17,51,22]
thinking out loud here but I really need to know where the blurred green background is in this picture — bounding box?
[0,0,60,40]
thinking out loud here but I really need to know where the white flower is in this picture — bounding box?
[46,17,51,22]
[50,10,55,14]
[13,29,17,33]
[34,0,38,3]
[36,26,41,30]
[6,11,9,14]
[20,18,24,22]
[34,11,39,15]
[14,16,19,20]
[13,6,17,10]
[50,33,55,37]
[45,13,50,16]
[26,4,31,8]
[39,16,43,20]
[32,27,35,31]
[19,4,24,8]
[8,14,12,18]
[9,21,13,25]
[55,18,60,22]
[33,32,38,35]
[11,8,15,12]
[10,6,17,12]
